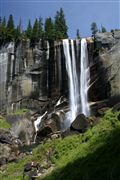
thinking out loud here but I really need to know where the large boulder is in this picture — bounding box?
[0,128,20,166]
[112,103,120,113]
[95,32,115,49]
[70,114,89,133]
[10,116,35,145]
[36,110,65,141]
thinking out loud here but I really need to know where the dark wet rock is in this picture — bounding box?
[70,114,89,133]
[0,142,20,166]
[112,103,120,113]
[88,116,100,126]
[37,126,53,141]
[97,107,110,116]
[61,128,80,138]
[0,128,21,166]
[0,129,14,144]
[24,163,32,172]
[0,157,7,166]
[23,160,53,179]
[37,111,64,140]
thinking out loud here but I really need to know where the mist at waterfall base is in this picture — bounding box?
[63,38,90,127]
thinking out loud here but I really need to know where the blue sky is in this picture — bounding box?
[0,0,120,38]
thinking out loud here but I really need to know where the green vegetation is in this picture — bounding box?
[0,116,11,129]
[8,108,29,116]
[25,19,32,40]
[76,29,81,39]
[1,109,120,180]
[91,22,98,37]
[101,25,107,33]
[0,8,68,44]
[45,17,55,40]
[54,8,68,39]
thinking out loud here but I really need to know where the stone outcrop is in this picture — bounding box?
[70,114,89,133]
[89,30,120,106]
[0,128,21,166]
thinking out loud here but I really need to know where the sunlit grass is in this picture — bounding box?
[1,109,120,180]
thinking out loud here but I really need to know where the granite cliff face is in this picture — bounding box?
[0,31,120,113]
[0,40,68,112]
[89,31,120,106]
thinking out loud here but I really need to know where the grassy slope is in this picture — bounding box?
[0,109,29,129]
[0,116,11,129]
[1,109,120,180]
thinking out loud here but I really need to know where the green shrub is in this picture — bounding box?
[0,116,11,129]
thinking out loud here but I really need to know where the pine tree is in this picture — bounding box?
[38,17,43,39]
[3,17,6,27]
[91,22,98,37]
[54,8,68,39]
[45,17,55,40]
[6,14,15,41]
[26,19,32,39]
[76,29,80,39]
[15,18,22,41]
[31,18,39,42]
[0,17,7,43]
[101,25,107,33]
[0,17,2,27]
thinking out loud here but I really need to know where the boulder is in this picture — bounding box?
[95,32,115,49]
[112,103,120,113]
[36,111,65,142]
[0,128,21,166]
[0,128,13,144]
[70,114,89,133]
[97,107,109,116]
[11,116,35,145]
[61,128,79,138]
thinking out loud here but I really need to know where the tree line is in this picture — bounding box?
[0,7,109,44]
[0,8,68,44]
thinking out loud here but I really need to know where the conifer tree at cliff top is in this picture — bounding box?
[45,17,55,41]
[54,8,68,39]
[6,14,15,41]
[31,18,39,42]
[0,17,7,43]
[26,19,32,39]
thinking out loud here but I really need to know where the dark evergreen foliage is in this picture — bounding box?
[31,18,39,42]
[15,18,22,41]
[6,14,15,41]
[101,25,107,33]
[38,17,44,39]
[91,22,98,37]
[26,19,32,39]
[54,8,68,39]
[45,17,55,40]
[0,9,69,43]
[0,17,7,43]
[76,29,80,39]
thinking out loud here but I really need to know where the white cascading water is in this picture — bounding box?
[63,39,79,122]
[80,38,90,116]
[33,111,47,143]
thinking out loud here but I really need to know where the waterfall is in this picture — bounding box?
[33,111,47,143]
[63,39,79,122]
[63,38,90,123]
[80,38,90,116]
